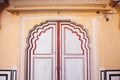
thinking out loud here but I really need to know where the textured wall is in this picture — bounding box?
[0,4,120,80]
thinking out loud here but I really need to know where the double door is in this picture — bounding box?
[27,21,90,80]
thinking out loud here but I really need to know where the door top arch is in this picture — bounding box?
[26,20,90,55]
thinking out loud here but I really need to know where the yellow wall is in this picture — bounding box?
[98,5,120,69]
[0,10,20,68]
[0,5,120,80]
[98,13,120,69]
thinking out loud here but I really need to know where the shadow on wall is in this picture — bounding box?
[115,4,120,30]
[109,0,120,30]
[0,0,9,29]
[0,0,9,13]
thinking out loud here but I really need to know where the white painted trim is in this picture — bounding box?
[19,15,88,21]
[92,18,99,80]
[18,16,25,80]
[19,15,98,80]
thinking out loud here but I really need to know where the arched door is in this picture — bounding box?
[26,21,90,80]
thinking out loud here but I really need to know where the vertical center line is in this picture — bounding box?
[57,21,60,80]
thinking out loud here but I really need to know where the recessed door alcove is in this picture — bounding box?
[26,21,90,80]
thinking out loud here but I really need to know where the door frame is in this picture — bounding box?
[26,20,90,80]
[19,16,99,80]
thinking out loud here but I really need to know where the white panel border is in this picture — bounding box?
[92,18,99,80]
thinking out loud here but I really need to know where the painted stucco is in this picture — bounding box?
[0,4,120,80]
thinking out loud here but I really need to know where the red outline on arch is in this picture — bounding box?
[33,27,53,55]
[64,27,84,55]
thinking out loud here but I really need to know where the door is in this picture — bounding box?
[26,21,90,80]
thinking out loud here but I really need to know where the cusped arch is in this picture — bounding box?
[26,21,90,80]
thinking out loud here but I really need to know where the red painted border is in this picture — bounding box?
[34,27,54,55]
[33,27,53,55]
[64,27,84,55]
[29,24,55,55]
[57,21,61,80]
[61,23,88,55]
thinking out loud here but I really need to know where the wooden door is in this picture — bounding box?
[26,21,90,80]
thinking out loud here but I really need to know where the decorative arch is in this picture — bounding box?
[26,21,90,80]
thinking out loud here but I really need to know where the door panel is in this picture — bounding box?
[34,58,53,80]
[27,22,57,80]
[61,22,88,80]
[27,21,90,80]
[34,28,53,54]
[64,27,83,54]
[65,58,84,80]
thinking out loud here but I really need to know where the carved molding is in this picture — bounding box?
[9,0,109,7]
